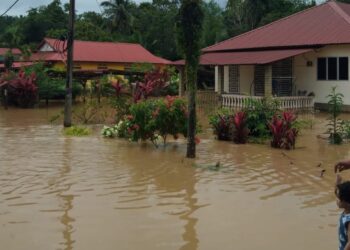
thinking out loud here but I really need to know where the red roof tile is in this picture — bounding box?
[173,49,313,66]
[36,38,170,65]
[0,48,21,55]
[203,1,350,52]
[0,62,34,69]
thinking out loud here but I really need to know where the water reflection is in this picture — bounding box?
[59,138,74,250]
[0,107,348,250]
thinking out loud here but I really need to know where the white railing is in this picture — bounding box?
[221,94,314,110]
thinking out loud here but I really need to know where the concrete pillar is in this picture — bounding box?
[264,64,272,97]
[215,66,218,92]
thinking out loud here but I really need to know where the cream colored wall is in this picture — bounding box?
[214,65,254,95]
[224,66,229,93]
[294,44,350,105]
[239,65,254,95]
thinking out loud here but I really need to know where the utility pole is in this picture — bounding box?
[64,0,75,127]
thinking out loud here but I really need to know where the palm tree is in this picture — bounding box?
[101,0,133,35]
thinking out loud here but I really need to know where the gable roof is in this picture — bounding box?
[203,1,350,52]
[33,38,171,64]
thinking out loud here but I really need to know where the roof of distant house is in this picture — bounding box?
[31,38,171,65]
[203,0,350,52]
[0,48,21,55]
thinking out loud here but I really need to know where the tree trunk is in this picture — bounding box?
[186,64,197,158]
[64,0,75,127]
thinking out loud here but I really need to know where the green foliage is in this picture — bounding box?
[326,87,344,144]
[242,97,280,138]
[63,126,91,136]
[4,50,14,70]
[341,120,350,140]
[101,125,116,138]
[125,97,188,146]
[209,108,233,140]
[73,100,101,124]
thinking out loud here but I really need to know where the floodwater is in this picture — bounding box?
[0,107,350,250]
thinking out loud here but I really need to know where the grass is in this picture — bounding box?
[63,126,91,136]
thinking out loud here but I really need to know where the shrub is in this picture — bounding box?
[101,125,116,138]
[269,111,298,149]
[121,96,188,146]
[232,111,249,144]
[209,108,233,141]
[243,97,280,138]
[64,126,91,136]
[5,70,38,108]
[326,87,344,144]
[101,121,128,138]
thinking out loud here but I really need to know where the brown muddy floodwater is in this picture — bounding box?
[1,107,350,250]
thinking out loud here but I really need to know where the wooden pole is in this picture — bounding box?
[64,0,75,127]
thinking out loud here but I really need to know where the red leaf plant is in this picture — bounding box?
[133,68,170,102]
[232,111,249,144]
[0,70,38,108]
[268,111,298,149]
[111,79,127,97]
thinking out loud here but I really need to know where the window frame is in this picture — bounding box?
[317,57,349,81]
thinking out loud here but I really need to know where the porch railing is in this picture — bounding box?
[221,94,314,110]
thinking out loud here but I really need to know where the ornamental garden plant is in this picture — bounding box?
[209,97,299,150]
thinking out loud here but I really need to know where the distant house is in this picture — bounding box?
[0,48,29,70]
[178,0,350,110]
[30,38,171,77]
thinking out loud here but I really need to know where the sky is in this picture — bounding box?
[1,0,326,16]
[1,0,109,16]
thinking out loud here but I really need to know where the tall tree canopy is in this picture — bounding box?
[0,0,319,59]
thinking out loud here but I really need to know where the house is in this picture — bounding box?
[30,38,171,78]
[0,48,31,70]
[179,0,350,111]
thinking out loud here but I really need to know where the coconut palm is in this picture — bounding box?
[101,0,133,35]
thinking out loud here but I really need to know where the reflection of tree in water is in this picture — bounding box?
[179,178,199,250]
[111,144,201,249]
[58,138,74,250]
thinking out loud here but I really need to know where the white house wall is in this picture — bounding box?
[239,65,254,95]
[294,44,350,105]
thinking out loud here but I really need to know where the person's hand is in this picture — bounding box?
[334,159,350,173]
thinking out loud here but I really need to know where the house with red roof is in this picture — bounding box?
[30,38,171,77]
[0,48,25,70]
[180,0,350,110]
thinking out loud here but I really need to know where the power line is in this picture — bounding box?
[1,0,20,17]
[1,0,21,17]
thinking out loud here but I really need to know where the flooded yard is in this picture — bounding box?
[0,107,350,250]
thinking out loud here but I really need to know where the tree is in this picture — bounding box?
[176,0,204,158]
[132,0,180,60]
[101,0,134,35]
[202,0,226,47]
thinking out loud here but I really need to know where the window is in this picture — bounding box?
[339,57,349,80]
[317,57,349,80]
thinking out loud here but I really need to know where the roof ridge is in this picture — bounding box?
[329,1,350,25]
[203,1,329,52]
[44,37,140,46]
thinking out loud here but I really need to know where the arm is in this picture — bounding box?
[345,225,350,250]
[335,160,350,173]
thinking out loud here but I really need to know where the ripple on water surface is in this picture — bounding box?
[0,108,347,250]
